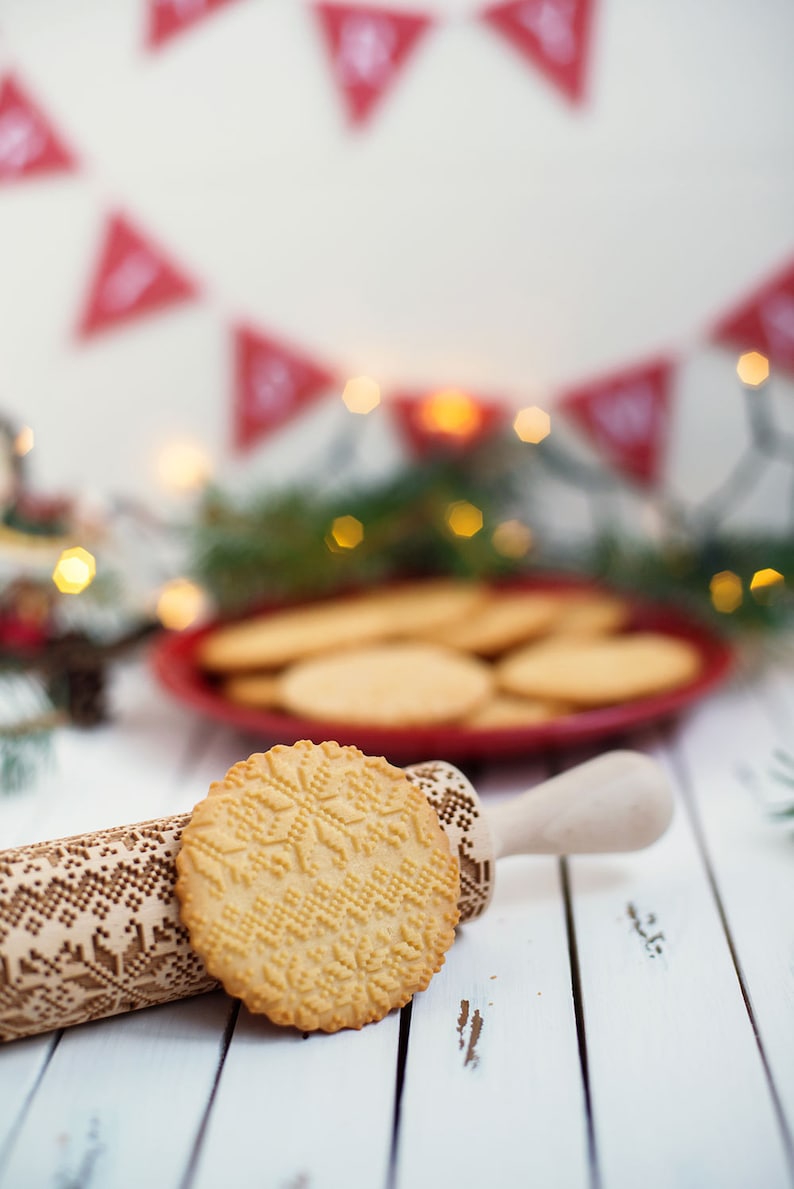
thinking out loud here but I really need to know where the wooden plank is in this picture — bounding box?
[0,667,411,1188]
[672,673,794,1159]
[0,1033,58,1169]
[567,722,793,1189]
[0,992,232,1189]
[189,1007,402,1189]
[0,662,215,849]
[187,761,563,1189]
[0,665,243,1186]
[394,761,590,1189]
[0,662,204,1168]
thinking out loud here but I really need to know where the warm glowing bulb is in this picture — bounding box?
[157,441,213,492]
[750,568,785,603]
[418,390,483,437]
[342,376,381,415]
[513,406,551,444]
[52,546,96,594]
[736,351,769,388]
[156,579,206,630]
[328,515,364,550]
[709,570,742,614]
[446,501,483,538]
[492,519,533,558]
[14,426,34,456]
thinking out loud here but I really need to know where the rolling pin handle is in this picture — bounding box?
[486,750,674,859]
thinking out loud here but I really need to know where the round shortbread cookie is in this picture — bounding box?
[176,741,460,1032]
[464,694,572,728]
[279,642,494,726]
[549,591,630,636]
[428,591,561,656]
[221,672,283,709]
[497,632,702,707]
[196,595,392,672]
[361,579,489,636]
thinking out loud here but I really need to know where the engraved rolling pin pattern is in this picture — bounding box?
[0,749,672,1043]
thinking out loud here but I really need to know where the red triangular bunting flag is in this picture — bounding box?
[481,0,595,105]
[233,325,335,451]
[557,358,674,486]
[77,213,198,337]
[145,0,242,51]
[712,259,794,375]
[390,389,509,457]
[314,4,432,125]
[0,75,76,182]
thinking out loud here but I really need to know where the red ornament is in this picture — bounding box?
[233,325,335,451]
[77,213,198,338]
[145,0,243,50]
[712,259,794,375]
[481,0,596,105]
[0,580,54,653]
[557,358,674,486]
[0,75,76,182]
[314,4,433,125]
[390,389,509,457]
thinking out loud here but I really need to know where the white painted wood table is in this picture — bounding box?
[1,653,793,1189]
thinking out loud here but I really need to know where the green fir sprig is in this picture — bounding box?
[191,442,528,614]
[189,435,794,631]
[0,673,61,795]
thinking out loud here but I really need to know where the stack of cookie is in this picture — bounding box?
[195,580,703,730]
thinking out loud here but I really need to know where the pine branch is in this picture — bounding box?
[191,444,528,614]
[0,673,61,794]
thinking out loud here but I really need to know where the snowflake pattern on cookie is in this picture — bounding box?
[176,741,460,1032]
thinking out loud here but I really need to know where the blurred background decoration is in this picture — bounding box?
[1,0,793,783]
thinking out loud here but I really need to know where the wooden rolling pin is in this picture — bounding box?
[0,750,672,1043]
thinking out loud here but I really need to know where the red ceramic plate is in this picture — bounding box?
[149,577,734,764]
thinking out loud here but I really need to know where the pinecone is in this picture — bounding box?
[45,632,108,727]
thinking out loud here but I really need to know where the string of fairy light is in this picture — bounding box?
[322,352,793,621]
[7,345,791,630]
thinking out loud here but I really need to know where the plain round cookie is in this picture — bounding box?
[361,579,489,636]
[497,632,702,706]
[549,591,630,637]
[428,591,561,656]
[464,693,572,728]
[175,741,460,1032]
[196,595,392,672]
[221,673,284,709]
[279,642,494,726]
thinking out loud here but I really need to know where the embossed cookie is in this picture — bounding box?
[176,741,460,1032]
[427,591,561,656]
[497,632,702,707]
[197,595,392,672]
[278,642,494,726]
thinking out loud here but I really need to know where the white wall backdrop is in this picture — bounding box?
[0,0,793,531]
